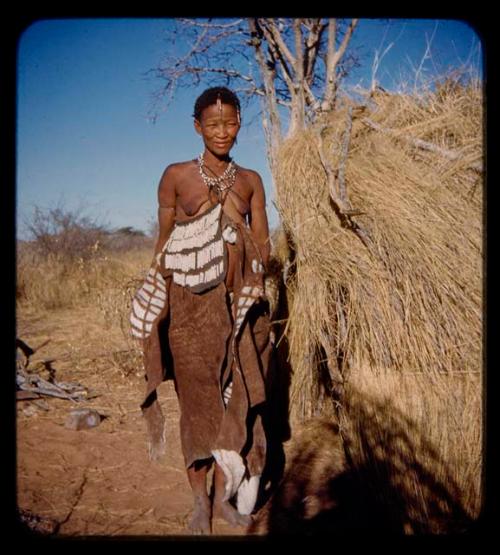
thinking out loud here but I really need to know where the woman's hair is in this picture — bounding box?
[193,86,241,121]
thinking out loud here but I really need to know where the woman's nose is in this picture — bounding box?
[215,123,228,134]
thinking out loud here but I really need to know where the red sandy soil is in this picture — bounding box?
[16,305,254,538]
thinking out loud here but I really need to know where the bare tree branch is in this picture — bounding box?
[413,20,439,93]
[304,81,319,111]
[266,19,297,70]
[338,107,353,202]
[316,124,360,216]
[294,19,304,84]
[370,42,394,95]
[149,18,360,158]
[185,66,256,84]
[291,19,306,133]
[258,19,295,95]
[322,18,359,111]
[304,18,326,86]
[333,19,359,72]
[179,18,245,29]
[302,20,327,114]
[247,18,283,169]
[316,115,373,251]
[323,18,337,111]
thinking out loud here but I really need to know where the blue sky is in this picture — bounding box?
[16,18,483,239]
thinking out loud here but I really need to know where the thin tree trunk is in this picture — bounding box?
[247,18,283,170]
[321,18,358,112]
[287,20,306,137]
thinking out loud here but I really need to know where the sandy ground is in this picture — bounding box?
[17,302,478,538]
[16,304,255,539]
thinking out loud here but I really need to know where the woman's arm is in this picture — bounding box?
[153,165,177,261]
[248,171,271,269]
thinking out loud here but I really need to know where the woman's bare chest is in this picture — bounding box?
[176,172,251,224]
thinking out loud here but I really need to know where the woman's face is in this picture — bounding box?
[194,103,240,157]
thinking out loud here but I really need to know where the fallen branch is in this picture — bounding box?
[16,368,98,403]
[316,110,365,217]
[316,111,374,252]
[362,118,483,173]
[337,107,353,202]
[16,390,41,401]
[16,384,81,403]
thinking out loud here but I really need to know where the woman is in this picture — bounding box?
[131,87,273,534]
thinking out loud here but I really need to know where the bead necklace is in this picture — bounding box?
[198,153,237,193]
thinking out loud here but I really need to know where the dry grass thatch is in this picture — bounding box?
[269,80,483,528]
[344,365,482,528]
[273,81,483,419]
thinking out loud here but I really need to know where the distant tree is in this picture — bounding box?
[115,226,146,237]
[150,18,359,171]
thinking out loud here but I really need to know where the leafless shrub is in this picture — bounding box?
[25,203,109,261]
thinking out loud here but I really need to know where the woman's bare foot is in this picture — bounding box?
[213,499,252,528]
[188,495,212,535]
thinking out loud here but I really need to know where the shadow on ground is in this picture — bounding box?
[251,389,477,535]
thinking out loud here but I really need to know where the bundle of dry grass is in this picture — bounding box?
[270,79,483,527]
[274,80,483,419]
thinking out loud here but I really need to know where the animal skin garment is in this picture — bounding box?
[131,202,272,514]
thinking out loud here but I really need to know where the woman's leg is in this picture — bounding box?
[186,459,212,534]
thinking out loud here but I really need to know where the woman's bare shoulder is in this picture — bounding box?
[162,160,196,178]
[236,165,263,187]
[236,164,261,178]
